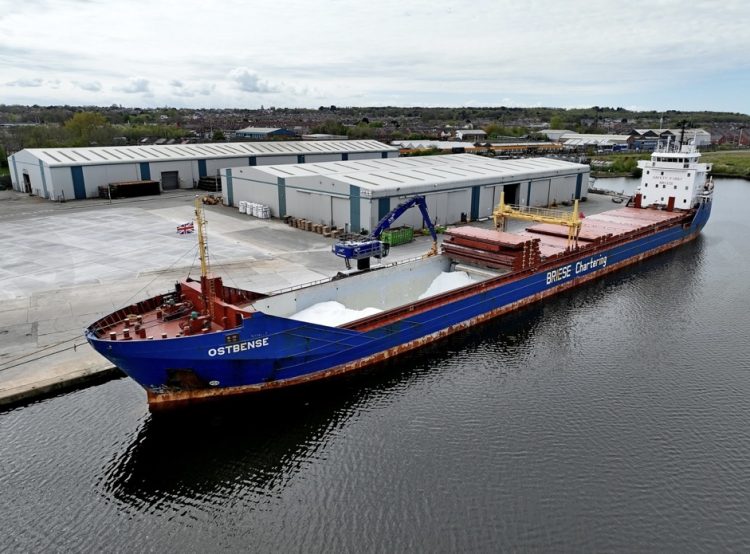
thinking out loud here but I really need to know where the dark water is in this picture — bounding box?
[3,179,750,553]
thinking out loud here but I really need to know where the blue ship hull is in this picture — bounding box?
[86,200,711,407]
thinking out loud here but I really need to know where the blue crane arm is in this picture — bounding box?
[371,195,437,242]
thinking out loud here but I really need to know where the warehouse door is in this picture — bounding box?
[446,191,466,224]
[23,173,31,193]
[503,183,519,205]
[425,194,449,227]
[331,196,349,229]
[161,171,179,190]
[300,192,329,225]
[71,166,86,199]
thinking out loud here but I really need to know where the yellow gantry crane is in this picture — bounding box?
[492,191,583,248]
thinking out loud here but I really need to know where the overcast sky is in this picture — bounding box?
[1,0,748,113]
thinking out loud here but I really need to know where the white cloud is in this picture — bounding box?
[116,78,151,94]
[73,80,102,92]
[0,0,748,111]
[229,68,278,94]
[6,78,43,87]
[171,80,215,97]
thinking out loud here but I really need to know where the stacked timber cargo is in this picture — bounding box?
[198,176,221,192]
[98,180,160,198]
[443,227,542,271]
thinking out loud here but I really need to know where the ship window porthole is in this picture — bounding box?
[685,186,688,190]
[646,170,650,175]
[687,173,691,177]
[683,199,687,203]
[661,171,664,175]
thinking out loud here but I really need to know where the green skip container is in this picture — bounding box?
[381,226,414,246]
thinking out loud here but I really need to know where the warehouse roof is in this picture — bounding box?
[559,133,631,143]
[20,140,397,167]
[235,127,286,133]
[239,153,588,194]
[391,140,478,150]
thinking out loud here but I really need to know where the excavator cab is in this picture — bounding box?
[332,195,437,270]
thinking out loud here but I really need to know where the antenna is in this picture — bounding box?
[679,121,686,148]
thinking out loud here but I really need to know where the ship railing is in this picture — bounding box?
[266,254,428,295]
[503,203,578,223]
[269,277,335,296]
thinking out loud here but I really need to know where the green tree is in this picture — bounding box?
[347,124,374,139]
[64,112,111,146]
[212,130,226,141]
[549,114,564,129]
[16,124,71,148]
[311,119,347,135]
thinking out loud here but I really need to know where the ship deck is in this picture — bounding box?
[522,206,689,258]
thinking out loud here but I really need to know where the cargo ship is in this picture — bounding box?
[86,145,713,408]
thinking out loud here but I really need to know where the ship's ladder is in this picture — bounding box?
[492,191,583,248]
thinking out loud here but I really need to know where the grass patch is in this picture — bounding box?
[591,153,650,177]
[701,150,750,178]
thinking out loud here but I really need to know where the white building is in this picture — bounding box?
[559,133,632,150]
[632,128,711,147]
[455,129,487,142]
[8,140,397,201]
[391,140,478,151]
[233,127,296,139]
[542,129,575,141]
[221,154,589,232]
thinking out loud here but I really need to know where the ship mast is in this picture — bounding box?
[194,196,215,318]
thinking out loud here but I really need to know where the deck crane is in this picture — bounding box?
[332,195,438,270]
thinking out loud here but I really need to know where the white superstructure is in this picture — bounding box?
[636,143,712,209]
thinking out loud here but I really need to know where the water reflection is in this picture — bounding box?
[103,309,544,509]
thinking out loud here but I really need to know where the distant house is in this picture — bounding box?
[234,127,297,140]
[455,129,487,142]
[628,129,660,151]
[630,128,711,150]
